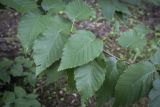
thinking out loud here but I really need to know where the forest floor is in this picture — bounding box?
[0,1,160,107]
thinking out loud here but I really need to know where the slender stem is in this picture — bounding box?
[71,19,75,33]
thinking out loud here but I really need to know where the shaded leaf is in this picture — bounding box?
[23,58,34,68]
[14,56,26,65]
[0,58,13,71]
[96,57,123,107]
[0,71,10,83]
[10,64,23,77]
[67,69,76,91]
[24,72,37,87]
[14,98,29,107]
[45,62,63,85]
[116,60,128,74]
[14,87,26,98]
[2,91,15,104]
[14,93,40,107]
[114,61,156,106]
[98,0,116,20]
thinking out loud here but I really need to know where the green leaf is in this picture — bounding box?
[150,48,160,65]
[98,0,130,21]
[0,58,13,71]
[0,71,10,83]
[98,0,115,20]
[116,60,128,74]
[149,79,160,107]
[3,104,11,107]
[67,69,76,91]
[10,64,23,77]
[33,16,71,75]
[14,93,40,107]
[26,94,38,99]
[65,0,95,21]
[59,30,103,71]
[14,87,26,98]
[2,91,15,104]
[26,99,41,107]
[114,1,131,15]
[114,61,156,106]
[118,24,147,52]
[26,94,41,107]
[0,0,38,13]
[14,56,26,65]
[0,59,12,82]
[96,57,123,107]
[24,72,37,87]
[45,62,63,85]
[18,13,53,50]
[74,59,106,104]
[23,58,34,68]
[41,0,65,14]
[14,98,31,107]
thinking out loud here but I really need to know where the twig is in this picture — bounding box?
[103,49,130,65]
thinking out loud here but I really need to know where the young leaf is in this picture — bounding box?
[18,14,53,50]
[149,79,160,107]
[117,24,147,52]
[33,16,72,75]
[59,30,103,71]
[65,0,95,21]
[41,0,65,14]
[114,61,156,106]
[0,0,38,13]
[74,60,106,104]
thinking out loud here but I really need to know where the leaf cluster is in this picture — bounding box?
[0,56,39,107]
[0,0,160,107]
